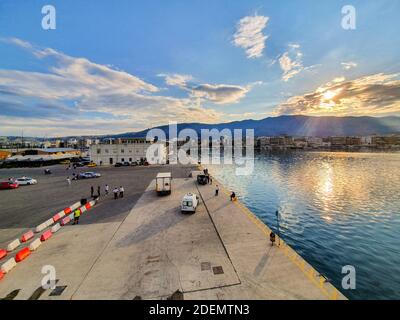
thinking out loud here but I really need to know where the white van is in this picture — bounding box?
[181,193,199,213]
[156,172,172,196]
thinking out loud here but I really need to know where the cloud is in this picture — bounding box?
[159,73,251,105]
[274,73,400,116]
[157,73,193,88]
[279,44,304,81]
[0,38,226,135]
[341,62,358,70]
[191,84,249,104]
[233,15,269,59]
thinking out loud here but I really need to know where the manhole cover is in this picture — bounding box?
[201,262,211,271]
[212,266,224,275]
[49,286,67,296]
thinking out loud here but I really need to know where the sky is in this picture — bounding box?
[0,0,399,136]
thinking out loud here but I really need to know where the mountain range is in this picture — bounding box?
[110,115,400,139]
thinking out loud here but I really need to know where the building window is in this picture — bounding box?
[109,158,113,165]
[105,149,109,153]
[121,158,125,162]
[121,149,124,153]
[97,149,101,154]
[129,158,132,162]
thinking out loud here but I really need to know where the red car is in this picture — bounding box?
[0,181,19,190]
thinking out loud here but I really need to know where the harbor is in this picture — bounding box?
[0,164,345,300]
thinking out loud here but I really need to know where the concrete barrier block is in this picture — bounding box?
[1,258,17,274]
[80,206,87,214]
[58,210,66,219]
[60,216,71,226]
[7,239,20,252]
[29,238,42,251]
[71,202,81,211]
[21,230,34,243]
[51,223,61,233]
[45,218,54,227]
[35,222,47,233]
[15,247,31,262]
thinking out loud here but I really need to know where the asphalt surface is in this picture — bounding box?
[0,164,196,248]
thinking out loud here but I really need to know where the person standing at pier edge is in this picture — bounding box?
[91,186,94,198]
[119,186,124,198]
[113,187,119,200]
[215,185,219,196]
[230,191,236,201]
[105,184,109,195]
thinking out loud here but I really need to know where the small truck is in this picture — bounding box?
[156,172,172,196]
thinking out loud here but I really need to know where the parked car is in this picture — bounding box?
[0,181,19,190]
[114,162,123,167]
[74,162,85,167]
[122,162,131,166]
[60,160,71,165]
[181,193,199,214]
[74,172,101,180]
[87,162,97,168]
[197,174,208,185]
[14,177,38,185]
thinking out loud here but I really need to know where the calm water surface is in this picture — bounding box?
[207,152,400,300]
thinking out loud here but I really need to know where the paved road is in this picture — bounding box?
[0,164,196,248]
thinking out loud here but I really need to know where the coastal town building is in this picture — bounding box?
[89,138,166,165]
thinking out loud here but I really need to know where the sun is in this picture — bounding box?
[323,90,336,100]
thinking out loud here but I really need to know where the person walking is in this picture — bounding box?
[209,176,213,185]
[119,186,124,198]
[230,191,236,201]
[67,177,71,186]
[113,187,119,200]
[97,185,101,198]
[215,185,219,196]
[91,186,94,198]
[73,208,81,225]
[105,184,109,195]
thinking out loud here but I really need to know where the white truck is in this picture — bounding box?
[156,172,172,196]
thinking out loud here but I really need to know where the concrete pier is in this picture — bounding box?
[0,166,346,300]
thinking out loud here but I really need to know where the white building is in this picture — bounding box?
[89,138,166,165]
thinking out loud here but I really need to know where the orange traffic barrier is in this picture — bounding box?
[15,247,31,262]
[53,213,61,222]
[21,230,34,243]
[60,216,71,226]
[85,203,91,210]
[0,249,6,260]
[64,207,72,215]
[40,230,53,242]
[0,271,4,281]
